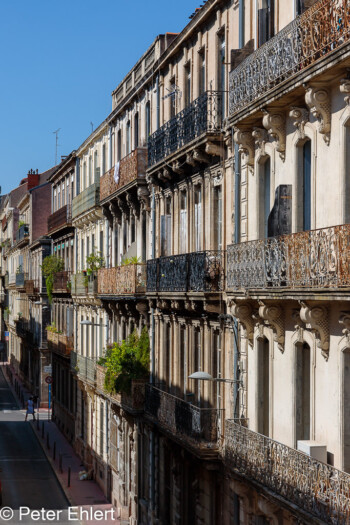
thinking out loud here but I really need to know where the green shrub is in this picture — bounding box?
[41,255,64,304]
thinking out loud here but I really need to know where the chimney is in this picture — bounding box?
[27,168,40,190]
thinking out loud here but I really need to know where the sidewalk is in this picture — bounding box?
[1,364,120,525]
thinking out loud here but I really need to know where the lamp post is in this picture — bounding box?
[188,371,242,384]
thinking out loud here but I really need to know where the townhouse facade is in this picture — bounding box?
[3,0,350,524]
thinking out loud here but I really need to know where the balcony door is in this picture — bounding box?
[302,140,311,231]
[343,349,350,471]
[180,191,187,254]
[258,0,275,46]
[296,343,311,443]
[259,156,271,238]
[161,198,171,256]
[257,337,270,436]
[194,186,202,252]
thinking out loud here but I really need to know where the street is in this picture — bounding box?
[0,367,71,524]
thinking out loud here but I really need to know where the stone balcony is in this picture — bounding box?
[145,384,223,457]
[100,147,147,202]
[147,251,225,293]
[229,0,350,120]
[47,330,73,357]
[225,419,350,524]
[147,91,223,171]
[226,224,350,295]
[96,365,145,414]
[48,204,72,233]
[72,183,100,220]
[97,264,146,296]
[53,271,71,294]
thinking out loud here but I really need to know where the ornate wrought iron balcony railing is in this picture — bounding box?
[147,251,225,292]
[98,264,146,295]
[227,224,350,291]
[15,224,29,243]
[225,420,350,524]
[148,91,223,167]
[229,0,350,116]
[145,384,223,445]
[100,147,147,202]
[72,183,100,219]
[48,205,72,232]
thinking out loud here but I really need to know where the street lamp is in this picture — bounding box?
[188,371,241,384]
[80,320,107,326]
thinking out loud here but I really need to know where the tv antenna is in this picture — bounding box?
[90,122,94,133]
[53,128,61,165]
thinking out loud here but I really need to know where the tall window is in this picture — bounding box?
[102,144,106,175]
[134,112,139,148]
[302,140,311,231]
[99,230,104,257]
[213,186,222,250]
[100,402,104,456]
[185,64,191,107]
[296,343,311,442]
[94,150,99,182]
[180,191,187,254]
[161,197,171,256]
[89,155,92,185]
[257,337,269,436]
[258,0,275,46]
[117,129,122,162]
[169,78,176,119]
[194,328,201,405]
[194,186,202,251]
[263,157,271,238]
[126,120,131,155]
[198,50,206,95]
[218,33,226,117]
[145,101,151,140]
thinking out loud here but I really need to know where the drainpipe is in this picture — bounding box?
[108,126,113,171]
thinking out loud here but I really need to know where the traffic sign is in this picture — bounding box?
[45,376,53,384]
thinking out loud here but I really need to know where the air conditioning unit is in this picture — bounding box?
[297,440,327,463]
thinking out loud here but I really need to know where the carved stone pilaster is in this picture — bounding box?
[228,300,254,347]
[339,312,350,348]
[233,128,254,167]
[300,303,329,360]
[340,76,350,105]
[305,86,331,144]
[289,107,309,140]
[258,302,285,352]
[252,127,268,158]
[137,186,150,211]
[262,111,286,161]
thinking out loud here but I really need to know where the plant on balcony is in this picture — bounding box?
[98,327,149,395]
[16,265,23,274]
[46,322,62,334]
[121,256,142,266]
[18,220,25,229]
[66,280,72,291]
[86,251,105,275]
[41,255,64,304]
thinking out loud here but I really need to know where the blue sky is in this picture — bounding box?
[0,0,200,194]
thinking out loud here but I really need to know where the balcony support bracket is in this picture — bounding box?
[258,302,285,353]
[233,127,254,167]
[228,300,254,347]
[289,107,309,141]
[305,86,331,145]
[300,302,329,360]
[262,110,286,161]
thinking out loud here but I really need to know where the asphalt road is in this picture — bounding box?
[0,368,72,525]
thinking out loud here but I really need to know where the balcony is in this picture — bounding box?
[225,420,350,524]
[96,365,145,413]
[48,205,72,233]
[98,264,146,295]
[100,147,147,201]
[47,330,73,357]
[145,385,223,452]
[229,0,350,117]
[15,318,28,338]
[226,224,350,292]
[148,91,222,168]
[72,183,100,219]
[53,271,71,293]
[24,279,34,295]
[15,224,29,243]
[70,351,96,384]
[147,251,225,293]
[15,272,28,290]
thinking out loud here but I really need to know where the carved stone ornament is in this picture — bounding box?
[305,86,331,144]
[186,152,196,166]
[137,186,150,211]
[228,300,254,347]
[289,107,309,140]
[205,141,225,158]
[252,127,268,158]
[193,148,210,164]
[233,127,255,167]
[291,308,304,345]
[126,192,140,218]
[117,196,129,217]
[258,302,285,352]
[300,302,329,360]
[262,111,286,161]
[339,312,350,348]
[212,169,223,186]
[172,161,184,175]
[340,77,350,105]
[224,128,233,149]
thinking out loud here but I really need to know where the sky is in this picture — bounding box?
[0,0,201,195]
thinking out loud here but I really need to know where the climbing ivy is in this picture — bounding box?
[41,255,64,304]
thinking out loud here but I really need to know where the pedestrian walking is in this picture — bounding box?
[25,397,36,421]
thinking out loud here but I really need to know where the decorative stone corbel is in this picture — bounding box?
[300,302,329,360]
[339,312,350,347]
[234,127,254,167]
[137,186,150,211]
[340,76,350,105]
[262,111,286,161]
[126,192,140,218]
[291,308,305,345]
[224,128,233,149]
[193,148,210,164]
[162,167,172,181]
[252,127,268,158]
[305,86,331,144]
[289,107,309,140]
[258,302,285,352]
[228,300,254,347]
[205,141,225,157]
[172,161,184,175]
[117,197,129,218]
[186,152,196,166]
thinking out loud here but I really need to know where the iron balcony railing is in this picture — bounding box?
[226,224,350,291]
[53,271,71,293]
[147,251,225,292]
[70,351,96,384]
[100,147,147,201]
[48,204,72,232]
[72,183,100,219]
[15,224,29,243]
[229,0,350,115]
[225,420,350,524]
[148,91,223,167]
[145,384,223,445]
[98,264,146,295]
[15,272,28,289]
